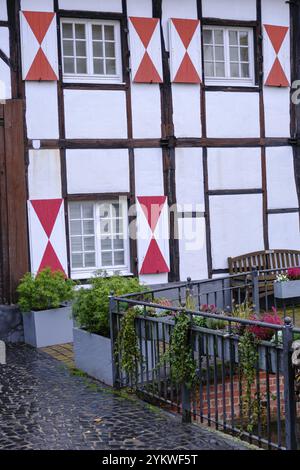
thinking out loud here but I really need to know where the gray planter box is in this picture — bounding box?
[274,280,300,299]
[73,327,113,386]
[22,305,73,348]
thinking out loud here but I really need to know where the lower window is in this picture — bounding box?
[68,199,130,279]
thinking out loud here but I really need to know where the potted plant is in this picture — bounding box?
[72,273,145,386]
[17,268,75,348]
[274,268,300,299]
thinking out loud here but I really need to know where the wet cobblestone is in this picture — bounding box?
[0,345,250,450]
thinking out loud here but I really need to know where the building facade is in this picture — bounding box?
[0,0,299,302]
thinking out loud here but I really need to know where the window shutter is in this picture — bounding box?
[169,18,202,84]
[263,24,289,87]
[20,11,58,81]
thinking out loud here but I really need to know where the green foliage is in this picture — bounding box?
[115,308,142,385]
[192,315,207,328]
[205,317,227,331]
[17,268,75,312]
[72,274,145,337]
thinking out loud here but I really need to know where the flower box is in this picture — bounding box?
[22,305,73,348]
[274,280,300,299]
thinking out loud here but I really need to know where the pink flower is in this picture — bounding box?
[248,311,283,341]
[287,267,300,281]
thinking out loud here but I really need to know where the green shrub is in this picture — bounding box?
[17,268,75,312]
[72,274,146,338]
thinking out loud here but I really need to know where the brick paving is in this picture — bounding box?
[0,344,251,450]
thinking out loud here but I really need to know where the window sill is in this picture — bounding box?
[63,74,124,85]
[71,268,133,281]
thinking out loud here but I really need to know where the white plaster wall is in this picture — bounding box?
[172,85,201,138]
[178,217,208,281]
[269,213,300,250]
[139,273,169,285]
[131,85,161,138]
[208,147,262,190]
[0,60,11,99]
[59,0,122,12]
[135,148,164,196]
[21,0,54,11]
[266,147,298,210]
[176,148,204,209]
[26,82,59,139]
[0,0,7,21]
[0,27,9,57]
[264,88,290,138]
[64,90,127,139]
[28,150,62,199]
[202,0,256,21]
[210,194,265,269]
[161,0,197,51]
[66,149,130,194]
[127,0,153,17]
[206,93,260,138]
[262,0,289,25]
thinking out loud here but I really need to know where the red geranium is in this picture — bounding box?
[248,308,283,341]
[287,267,300,281]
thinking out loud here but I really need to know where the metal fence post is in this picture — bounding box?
[109,292,120,389]
[182,308,192,424]
[282,317,298,450]
[251,268,260,315]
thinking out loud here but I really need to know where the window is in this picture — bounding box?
[61,19,122,83]
[68,200,129,278]
[203,26,254,86]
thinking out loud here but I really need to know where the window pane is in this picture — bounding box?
[114,251,125,265]
[93,41,104,58]
[240,47,249,62]
[241,63,250,78]
[204,62,214,77]
[70,220,82,236]
[69,203,81,219]
[112,203,121,217]
[113,236,124,250]
[113,218,123,233]
[63,40,74,56]
[216,62,225,77]
[105,42,115,58]
[239,32,248,46]
[71,237,82,252]
[94,59,104,74]
[85,253,96,267]
[229,31,238,45]
[92,25,103,40]
[75,24,85,39]
[215,46,224,61]
[76,58,87,74]
[214,30,224,45]
[101,237,112,250]
[84,237,95,251]
[64,57,75,73]
[100,204,110,218]
[83,220,94,235]
[230,46,239,61]
[106,59,116,75]
[230,63,239,77]
[104,25,114,41]
[102,252,113,266]
[62,23,73,39]
[100,219,111,234]
[82,204,93,219]
[204,45,213,61]
[76,41,86,57]
[203,29,213,44]
[72,253,83,268]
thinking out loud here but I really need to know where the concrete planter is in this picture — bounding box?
[274,280,300,299]
[73,327,113,386]
[22,305,73,348]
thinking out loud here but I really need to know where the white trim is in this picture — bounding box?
[61,18,123,84]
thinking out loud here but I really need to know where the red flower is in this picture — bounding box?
[248,311,283,341]
[287,267,300,281]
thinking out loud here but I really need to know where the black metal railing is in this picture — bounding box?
[109,269,300,450]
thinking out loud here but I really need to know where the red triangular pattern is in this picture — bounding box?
[137,196,167,232]
[172,18,199,49]
[140,238,169,275]
[134,51,162,83]
[31,199,63,238]
[265,57,289,87]
[264,24,288,54]
[23,11,55,45]
[38,241,66,275]
[26,47,58,81]
[130,17,159,49]
[174,52,201,83]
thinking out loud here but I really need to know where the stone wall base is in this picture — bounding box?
[0,306,24,343]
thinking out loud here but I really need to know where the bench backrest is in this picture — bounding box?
[228,250,300,275]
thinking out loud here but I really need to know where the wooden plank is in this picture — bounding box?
[0,104,9,303]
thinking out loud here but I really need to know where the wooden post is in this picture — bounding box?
[283,317,298,450]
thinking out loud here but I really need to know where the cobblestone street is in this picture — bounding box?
[0,345,250,450]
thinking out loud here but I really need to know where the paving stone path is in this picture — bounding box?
[0,344,250,450]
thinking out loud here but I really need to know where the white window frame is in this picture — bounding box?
[61,18,123,84]
[69,199,131,280]
[203,26,255,87]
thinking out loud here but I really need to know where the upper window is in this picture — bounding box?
[203,26,255,86]
[68,200,130,279]
[61,19,122,84]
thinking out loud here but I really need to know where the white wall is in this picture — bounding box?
[58,0,122,12]
[208,147,262,190]
[269,213,300,250]
[202,0,256,21]
[127,0,153,17]
[178,217,208,281]
[26,82,59,139]
[28,149,62,199]
[66,149,130,194]
[131,85,161,138]
[172,85,201,138]
[210,194,265,269]
[0,0,7,21]
[0,60,11,100]
[266,147,298,209]
[135,148,164,196]
[0,27,9,57]
[161,0,198,51]
[176,148,204,209]
[264,88,290,138]
[21,0,54,11]
[262,0,289,25]
[206,92,260,138]
[64,90,128,139]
